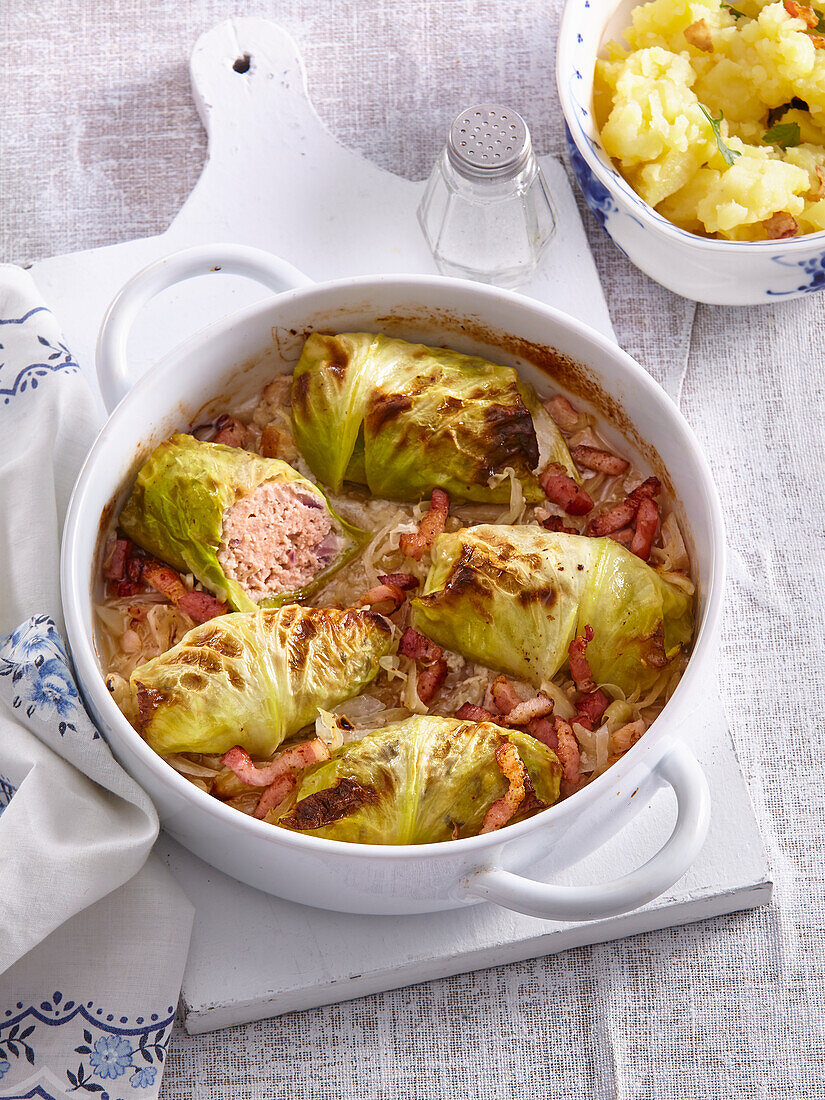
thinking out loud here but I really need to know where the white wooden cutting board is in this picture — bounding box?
[26,17,770,1034]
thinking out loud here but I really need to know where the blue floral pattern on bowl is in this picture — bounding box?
[767,252,825,295]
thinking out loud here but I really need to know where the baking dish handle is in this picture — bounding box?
[465,739,710,921]
[96,244,313,411]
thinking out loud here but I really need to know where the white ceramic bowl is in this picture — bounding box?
[61,244,723,921]
[557,0,825,304]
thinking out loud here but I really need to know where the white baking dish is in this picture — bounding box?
[61,244,722,920]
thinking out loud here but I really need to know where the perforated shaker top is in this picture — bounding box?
[446,104,532,180]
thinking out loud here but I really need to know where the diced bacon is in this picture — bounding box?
[568,625,596,693]
[259,423,281,458]
[490,676,523,716]
[378,572,419,591]
[764,211,798,239]
[455,702,497,723]
[399,489,450,561]
[253,774,296,820]
[545,394,581,432]
[684,18,713,50]
[574,688,610,731]
[527,717,559,752]
[586,477,661,536]
[539,515,579,534]
[177,590,230,623]
[115,579,142,597]
[479,741,527,834]
[612,719,647,755]
[399,627,443,663]
[125,551,145,583]
[570,445,629,476]
[103,537,129,581]
[142,561,188,603]
[607,526,634,548]
[360,583,405,615]
[539,464,594,515]
[504,693,555,727]
[810,32,825,46]
[554,718,582,797]
[213,414,248,447]
[222,738,330,788]
[630,497,659,561]
[417,659,448,704]
[784,0,819,26]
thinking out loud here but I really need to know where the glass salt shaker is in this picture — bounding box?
[417,104,556,289]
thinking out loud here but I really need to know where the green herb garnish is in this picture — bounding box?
[721,2,748,18]
[762,121,802,148]
[699,105,741,165]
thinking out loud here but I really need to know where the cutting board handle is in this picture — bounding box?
[95,243,312,411]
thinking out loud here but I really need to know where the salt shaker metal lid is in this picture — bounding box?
[446,104,532,181]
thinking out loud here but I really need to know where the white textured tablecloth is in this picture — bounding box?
[2,1,823,1096]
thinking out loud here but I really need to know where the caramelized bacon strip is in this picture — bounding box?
[527,717,559,752]
[568,625,596,694]
[279,778,379,830]
[490,676,523,716]
[554,718,582,797]
[479,741,527,834]
[504,693,555,727]
[103,537,129,581]
[611,719,647,755]
[399,488,450,561]
[570,445,629,476]
[539,464,594,516]
[360,583,405,615]
[574,688,610,731]
[539,515,579,534]
[417,659,448,704]
[177,590,231,623]
[399,627,443,663]
[378,572,419,591]
[142,560,229,623]
[545,394,581,432]
[222,738,330,787]
[763,211,798,239]
[784,0,819,26]
[253,774,296,820]
[586,477,661,536]
[630,496,659,561]
[455,702,497,723]
[607,526,634,548]
[213,414,248,447]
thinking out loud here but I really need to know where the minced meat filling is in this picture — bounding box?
[218,482,343,601]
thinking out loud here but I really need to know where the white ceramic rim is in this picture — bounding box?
[62,270,726,864]
[556,0,825,252]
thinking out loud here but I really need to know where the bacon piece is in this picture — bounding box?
[574,688,610,731]
[103,537,129,581]
[253,774,296,820]
[213,414,247,447]
[684,18,713,50]
[570,445,629,476]
[222,738,330,788]
[810,32,825,45]
[490,676,523,716]
[527,717,559,752]
[539,464,594,516]
[554,718,582,797]
[125,549,145,583]
[539,515,579,534]
[784,0,819,26]
[479,741,527,834]
[279,778,379,830]
[378,572,419,591]
[813,166,825,200]
[763,211,798,239]
[259,423,281,458]
[545,394,581,432]
[416,659,448,704]
[611,719,647,755]
[586,477,661,536]
[399,489,450,561]
[608,526,634,548]
[630,496,659,561]
[399,627,443,663]
[115,579,142,597]
[455,702,497,723]
[504,693,554,727]
[177,590,230,623]
[568,625,596,693]
[360,583,405,615]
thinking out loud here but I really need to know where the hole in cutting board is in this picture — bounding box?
[233,54,251,74]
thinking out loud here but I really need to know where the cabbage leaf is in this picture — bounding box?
[131,605,393,756]
[290,333,577,503]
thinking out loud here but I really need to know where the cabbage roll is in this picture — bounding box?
[290,333,577,503]
[131,605,393,756]
[272,715,561,843]
[410,525,693,696]
[119,433,366,612]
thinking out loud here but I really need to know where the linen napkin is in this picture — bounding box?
[0,265,193,1100]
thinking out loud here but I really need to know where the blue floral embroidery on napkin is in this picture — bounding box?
[0,616,87,738]
[0,774,16,817]
[0,307,79,405]
[0,993,174,1097]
